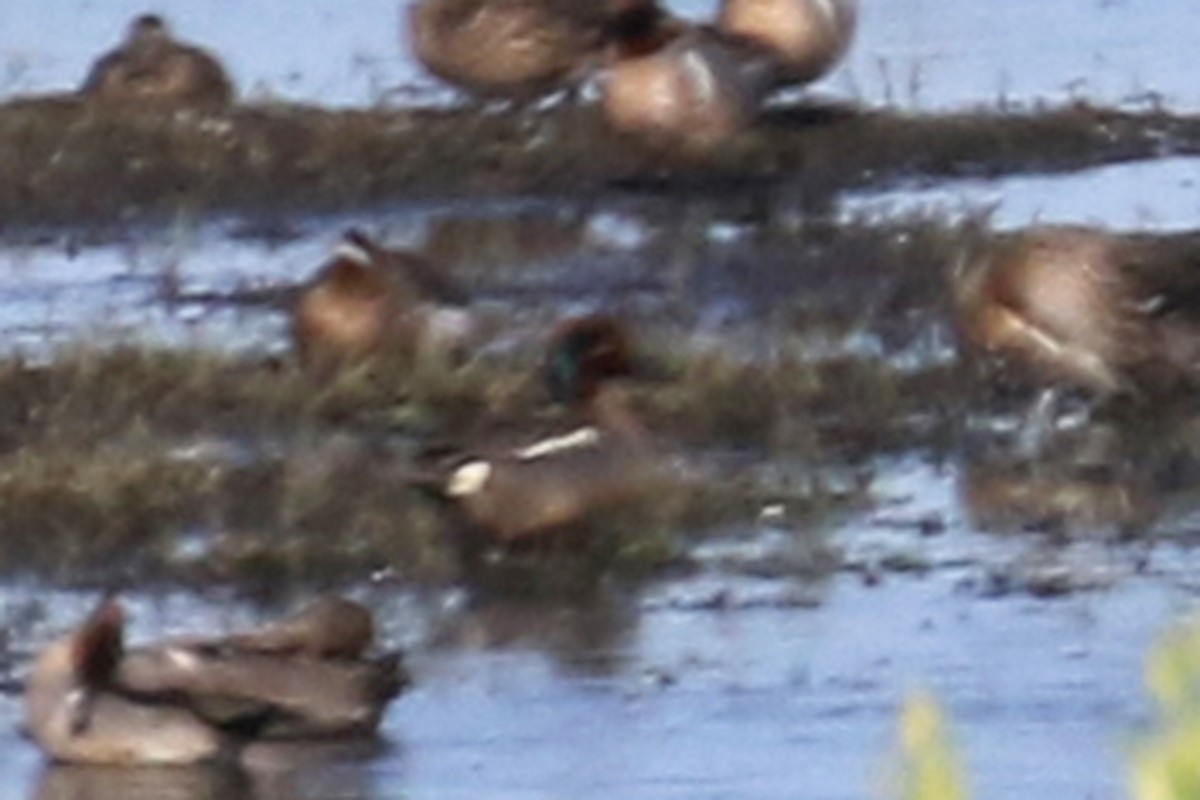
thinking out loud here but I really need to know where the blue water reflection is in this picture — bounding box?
[3,1,1200,110]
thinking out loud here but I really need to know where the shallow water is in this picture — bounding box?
[4,453,1200,800]
[3,0,1200,111]
[2,400,1200,800]
[842,156,1200,232]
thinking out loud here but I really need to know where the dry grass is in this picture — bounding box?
[0,335,890,589]
[2,96,1200,225]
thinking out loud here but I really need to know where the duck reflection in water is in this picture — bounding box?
[34,761,248,800]
[430,585,637,678]
[34,737,387,800]
[957,411,1200,541]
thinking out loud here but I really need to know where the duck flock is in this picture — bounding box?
[81,0,857,152]
[17,0,1200,773]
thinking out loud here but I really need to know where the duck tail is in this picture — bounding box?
[371,651,412,702]
[395,463,453,501]
[341,228,378,253]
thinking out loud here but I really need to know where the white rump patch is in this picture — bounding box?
[447,460,493,497]
[516,427,600,460]
[332,240,372,266]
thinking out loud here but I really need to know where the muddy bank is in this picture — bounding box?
[3,98,1200,226]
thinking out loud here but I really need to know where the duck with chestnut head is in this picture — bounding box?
[80,14,234,108]
[432,314,658,543]
[292,229,474,374]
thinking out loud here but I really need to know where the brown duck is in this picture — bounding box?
[716,0,858,85]
[408,0,611,101]
[80,14,234,108]
[953,225,1200,399]
[210,595,375,660]
[24,597,407,764]
[24,599,227,765]
[600,16,776,154]
[292,229,474,372]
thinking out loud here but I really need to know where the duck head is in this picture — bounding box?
[59,599,124,735]
[543,314,635,406]
[292,232,394,368]
[603,0,682,57]
[125,14,172,50]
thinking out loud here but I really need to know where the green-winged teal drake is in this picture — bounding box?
[434,314,658,542]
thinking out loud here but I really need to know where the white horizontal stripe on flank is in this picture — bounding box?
[516,427,600,460]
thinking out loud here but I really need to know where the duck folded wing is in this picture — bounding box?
[447,427,654,540]
[115,646,407,738]
[214,595,376,660]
